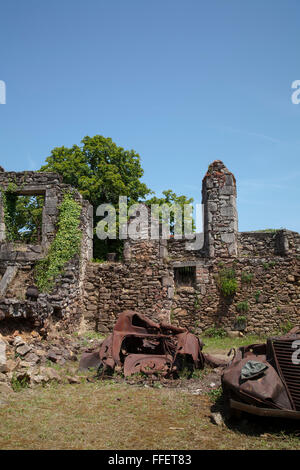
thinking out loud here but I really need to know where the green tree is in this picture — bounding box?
[40,135,152,259]
[40,135,151,207]
[146,190,195,236]
[39,135,194,258]
[2,190,43,244]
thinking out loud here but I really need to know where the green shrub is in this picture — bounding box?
[236,301,249,313]
[11,373,30,392]
[204,326,227,339]
[254,290,261,303]
[279,321,293,335]
[217,268,238,297]
[234,315,247,330]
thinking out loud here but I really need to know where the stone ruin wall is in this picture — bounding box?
[82,160,300,335]
[0,161,299,337]
[82,250,300,336]
[82,210,174,333]
[0,170,93,331]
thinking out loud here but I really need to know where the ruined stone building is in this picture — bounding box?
[0,161,299,335]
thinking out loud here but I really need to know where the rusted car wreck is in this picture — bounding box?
[222,327,300,419]
[80,310,206,377]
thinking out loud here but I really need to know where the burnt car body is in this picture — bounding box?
[222,327,300,419]
[79,310,205,377]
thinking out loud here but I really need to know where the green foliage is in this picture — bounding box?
[40,135,152,207]
[11,373,30,392]
[254,290,261,303]
[236,315,247,322]
[35,193,82,292]
[278,321,293,335]
[262,261,277,270]
[236,301,249,314]
[207,386,223,403]
[241,272,254,284]
[234,315,247,330]
[1,182,44,244]
[252,228,282,233]
[39,135,193,259]
[2,185,18,241]
[194,294,201,309]
[217,268,238,297]
[204,326,227,339]
[40,135,153,260]
[146,189,195,234]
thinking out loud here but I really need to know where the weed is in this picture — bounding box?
[217,268,238,297]
[204,326,227,339]
[254,290,261,303]
[278,321,293,335]
[236,301,249,314]
[11,373,29,392]
[263,261,277,270]
[207,386,223,403]
[241,272,254,284]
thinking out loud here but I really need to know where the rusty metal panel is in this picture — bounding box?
[271,338,300,411]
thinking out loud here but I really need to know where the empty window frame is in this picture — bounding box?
[174,266,196,287]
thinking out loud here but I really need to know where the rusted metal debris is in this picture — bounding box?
[79,310,210,378]
[222,327,300,419]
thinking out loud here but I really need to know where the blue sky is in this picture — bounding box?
[0,0,299,232]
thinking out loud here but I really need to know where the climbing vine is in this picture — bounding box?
[35,192,82,292]
[1,182,19,241]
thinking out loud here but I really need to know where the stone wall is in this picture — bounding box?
[1,161,299,337]
[202,160,238,258]
[0,169,93,330]
[171,256,299,335]
[82,253,299,335]
[238,230,300,258]
[81,160,299,336]
[83,255,173,334]
[167,236,204,262]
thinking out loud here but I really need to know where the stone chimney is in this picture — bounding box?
[202,160,238,258]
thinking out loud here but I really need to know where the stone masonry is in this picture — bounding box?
[0,161,299,336]
[82,161,300,335]
[0,169,93,330]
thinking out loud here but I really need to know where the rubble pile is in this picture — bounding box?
[0,329,97,391]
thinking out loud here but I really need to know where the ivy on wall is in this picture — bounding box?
[35,192,82,292]
[1,182,19,241]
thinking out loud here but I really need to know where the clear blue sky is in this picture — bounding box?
[0,0,299,232]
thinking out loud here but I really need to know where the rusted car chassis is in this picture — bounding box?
[222,327,300,419]
[80,310,206,377]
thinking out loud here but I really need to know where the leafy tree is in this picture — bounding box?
[15,196,44,244]
[40,135,151,207]
[2,191,43,244]
[39,135,194,258]
[146,190,195,236]
[40,135,152,259]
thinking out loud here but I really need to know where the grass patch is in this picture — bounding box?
[202,334,267,353]
[0,381,300,450]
